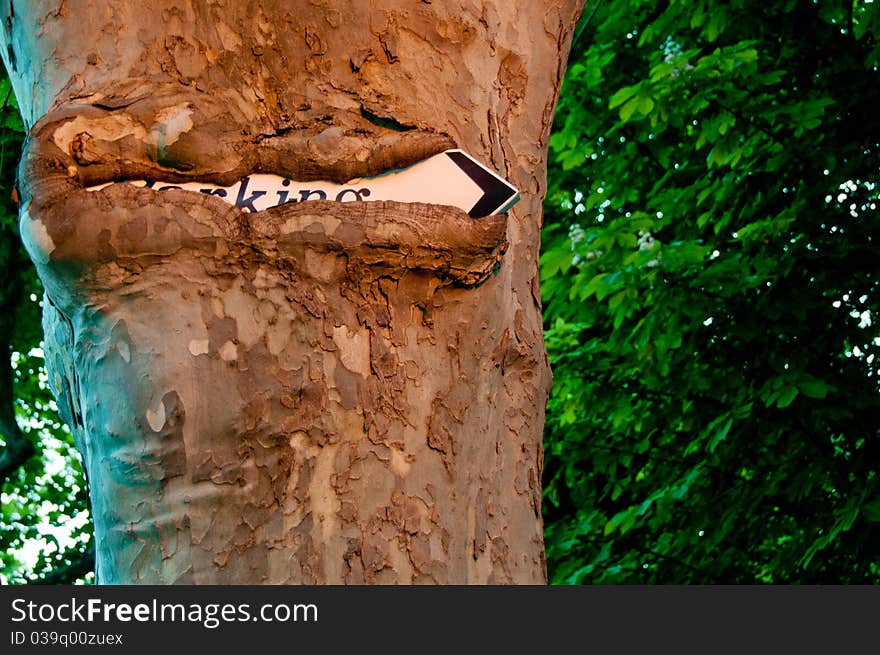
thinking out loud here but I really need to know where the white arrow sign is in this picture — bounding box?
[87,149,520,218]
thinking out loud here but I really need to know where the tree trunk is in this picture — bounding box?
[1,1,582,584]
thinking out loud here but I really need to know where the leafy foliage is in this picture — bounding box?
[541,0,880,583]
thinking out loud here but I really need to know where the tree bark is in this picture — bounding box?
[1,1,582,584]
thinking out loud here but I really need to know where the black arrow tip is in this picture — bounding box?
[445,151,519,218]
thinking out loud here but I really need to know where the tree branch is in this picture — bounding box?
[28,543,95,585]
[570,0,604,53]
[0,235,35,482]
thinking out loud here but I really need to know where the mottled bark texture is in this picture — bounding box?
[1,1,581,584]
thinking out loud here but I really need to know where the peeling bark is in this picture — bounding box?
[1,1,582,584]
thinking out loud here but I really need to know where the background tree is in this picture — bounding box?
[0,71,92,584]
[542,0,880,583]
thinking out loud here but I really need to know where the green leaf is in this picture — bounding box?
[776,386,799,409]
[799,378,832,399]
[863,498,880,522]
[707,416,734,453]
[609,85,639,109]
[619,97,640,122]
[540,244,574,278]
